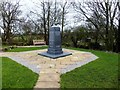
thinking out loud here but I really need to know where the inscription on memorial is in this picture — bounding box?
[47,26,63,54]
[39,25,72,59]
[49,31,54,48]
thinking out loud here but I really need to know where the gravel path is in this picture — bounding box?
[8,56,40,74]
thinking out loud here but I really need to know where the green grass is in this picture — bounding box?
[6,46,48,52]
[1,46,119,88]
[1,45,9,48]
[1,57,39,89]
[0,57,1,89]
[61,47,119,88]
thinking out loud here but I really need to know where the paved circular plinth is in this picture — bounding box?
[0,48,98,88]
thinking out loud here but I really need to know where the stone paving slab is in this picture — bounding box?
[54,64,67,69]
[0,48,98,88]
[34,81,60,88]
[38,73,60,82]
[7,56,40,74]
[38,64,55,69]
[40,69,59,74]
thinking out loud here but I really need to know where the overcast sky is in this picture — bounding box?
[0,0,107,33]
[0,0,80,33]
[19,0,81,27]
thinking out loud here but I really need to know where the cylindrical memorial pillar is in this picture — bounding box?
[47,26,63,54]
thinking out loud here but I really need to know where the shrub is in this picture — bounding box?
[2,48,8,51]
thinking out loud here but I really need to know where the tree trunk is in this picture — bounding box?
[118,17,120,52]
[47,2,50,45]
[105,2,110,51]
[117,2,120,52]
[61,8,64,43]
[43,2,47,44]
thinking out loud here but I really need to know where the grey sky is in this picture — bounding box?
[0,0,80,33]
[22,0,92,29]
[19,0,79,27]
[0,0,113,33]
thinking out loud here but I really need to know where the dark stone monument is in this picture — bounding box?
[38,25,72,59]
[47,26,63,54]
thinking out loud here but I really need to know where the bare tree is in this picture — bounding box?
[41,0,47,43]
[46,1,52,44]
[31,0,53,44]
[100,0,118,51]
[72,1,101,46]
[31,0,64,44]
[50,0,62,25]
[60,1,68,41]
[72,0,119,51]
[0,1,22,44]
[117,1,120,52]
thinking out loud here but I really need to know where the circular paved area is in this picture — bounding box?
[0,48,98,88]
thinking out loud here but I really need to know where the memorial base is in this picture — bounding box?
[38,52,72,59]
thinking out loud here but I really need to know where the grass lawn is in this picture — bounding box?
[1,46,119,88]
[1,57,38,89]
[0,57,1,89]
[5,46,48,52]
[60,47,119,88]
[1,45,9,48]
